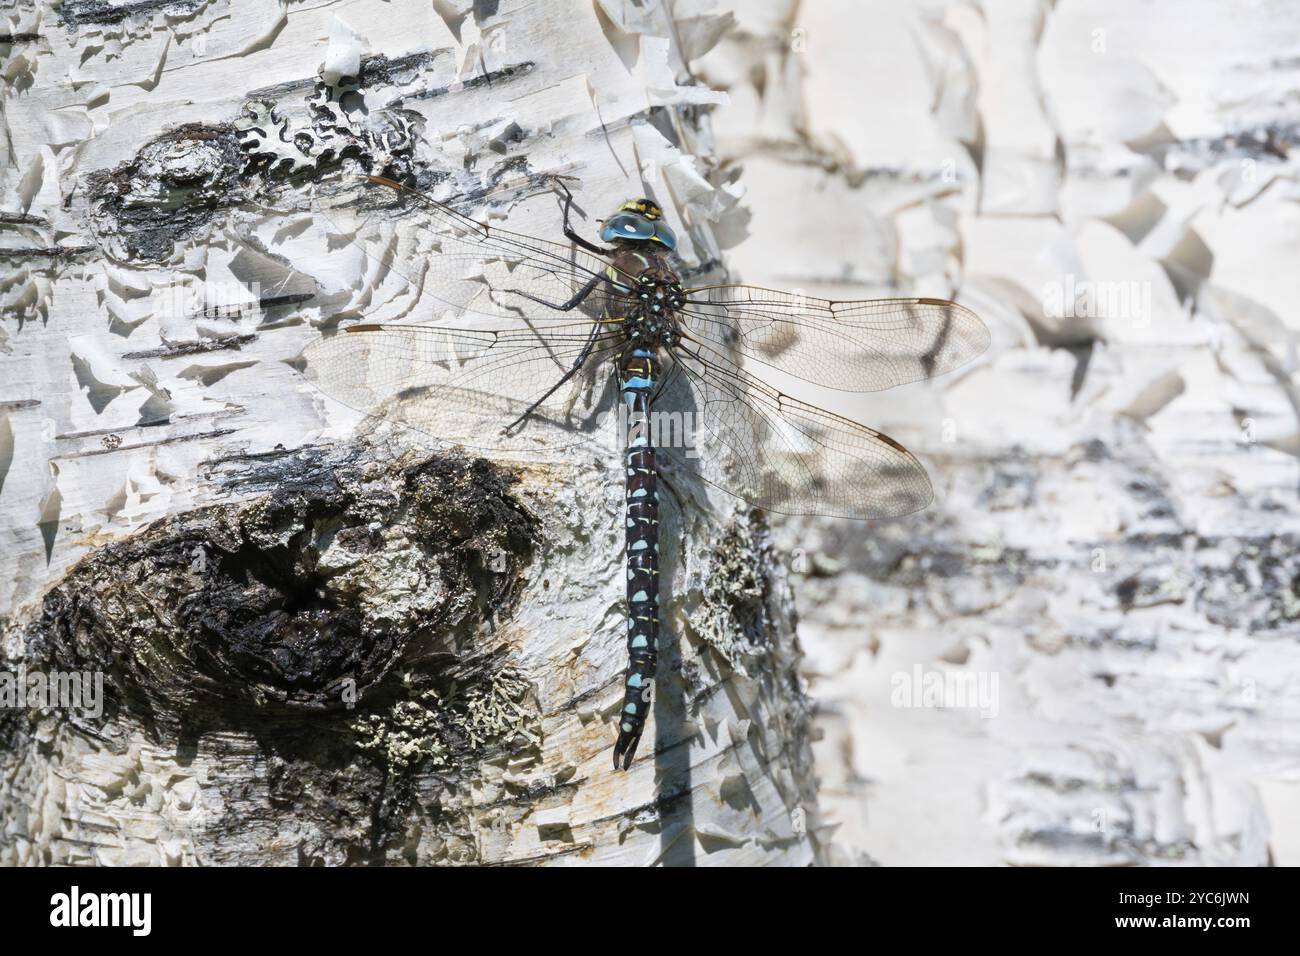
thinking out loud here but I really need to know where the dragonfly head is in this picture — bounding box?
[600,199,678,250]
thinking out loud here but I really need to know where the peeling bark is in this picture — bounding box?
[0,0,823,865]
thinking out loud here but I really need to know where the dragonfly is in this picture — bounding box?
[299,173,990,770]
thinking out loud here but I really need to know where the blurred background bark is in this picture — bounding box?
[695,0,1300,865]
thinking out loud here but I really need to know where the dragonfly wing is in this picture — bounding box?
[303,176,641,455]
[677,286,989,392]
[312,175,631,326]
[655,337,933,519]
[299,321,620,456]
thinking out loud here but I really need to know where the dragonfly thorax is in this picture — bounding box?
[626,272,684,347]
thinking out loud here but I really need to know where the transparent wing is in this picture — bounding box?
[655,334,933,519]
[677,286,989,392]
[300,176,648,455]
[312,174,636,326]
[299,320,622,456]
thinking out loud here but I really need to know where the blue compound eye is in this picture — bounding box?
[601,212,655,243]
[653,221,677,250]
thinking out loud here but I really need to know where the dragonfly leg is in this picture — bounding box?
[555,180,616,256]
[501,317,604,434]
[506,271,601,312]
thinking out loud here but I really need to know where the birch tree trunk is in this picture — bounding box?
[0,0,824,866]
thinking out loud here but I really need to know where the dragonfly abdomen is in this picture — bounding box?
[614,345,660,770]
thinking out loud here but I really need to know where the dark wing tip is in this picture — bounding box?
[344,323,385,333]
[868,427,913,456]
[367,174,403,191]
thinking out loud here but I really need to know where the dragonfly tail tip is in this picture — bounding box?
[613,729,642,770]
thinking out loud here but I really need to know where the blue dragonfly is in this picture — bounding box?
[299,173,989,769]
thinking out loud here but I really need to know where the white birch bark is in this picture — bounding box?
[0,0,823,866]
[697,0,1300,866]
